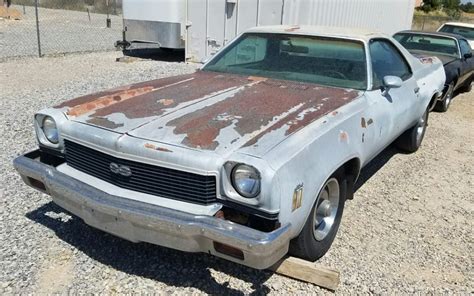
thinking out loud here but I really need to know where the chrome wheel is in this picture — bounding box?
[416,111,427,146]
[313,178,340,241]
[443,83,454,109]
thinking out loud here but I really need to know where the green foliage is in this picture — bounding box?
[421,0,444,12]
[460,1,474,13]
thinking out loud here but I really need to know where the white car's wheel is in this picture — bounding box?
[289,171,348,262]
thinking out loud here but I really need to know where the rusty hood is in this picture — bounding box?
[58,71,361,156]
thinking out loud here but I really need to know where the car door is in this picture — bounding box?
[458,39,474,86]
[362,38,420,161]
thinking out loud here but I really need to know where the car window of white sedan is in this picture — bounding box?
[439,25,474,41]
[204,33,368,90]
[369,39,412,89]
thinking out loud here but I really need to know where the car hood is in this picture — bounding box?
[57,71,361,156]
[411,51,457,65]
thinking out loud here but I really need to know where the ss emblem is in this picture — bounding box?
[109,162,132,177]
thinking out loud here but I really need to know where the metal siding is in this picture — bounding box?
[183,0,415,61]
[281,0,415,35]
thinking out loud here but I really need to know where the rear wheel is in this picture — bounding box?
[434,82,454,112]
[396,109,428,153]
[459,78,472,93]
[289,172,347,262]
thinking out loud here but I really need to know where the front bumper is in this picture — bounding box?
[13,150,291,269]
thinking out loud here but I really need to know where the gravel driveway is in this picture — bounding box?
[0,5,121,59]
[0,51,472,294]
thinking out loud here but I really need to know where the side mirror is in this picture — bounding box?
[381,76,402,96]
[464,52,473,59]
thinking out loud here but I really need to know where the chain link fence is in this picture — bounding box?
[0,0,122,59]
[412,14,474,32]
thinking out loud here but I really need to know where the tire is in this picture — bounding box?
[434,82,454,112]
[289,171,348,262]
[459,78,472,93]
[395,109,428,153]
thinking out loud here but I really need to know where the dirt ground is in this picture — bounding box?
[0,52,472,294]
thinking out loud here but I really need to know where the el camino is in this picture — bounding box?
[14,26,445,269]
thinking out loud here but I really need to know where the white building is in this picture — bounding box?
[121,0,416,62]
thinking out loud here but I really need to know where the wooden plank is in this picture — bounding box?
[268,256,340,291]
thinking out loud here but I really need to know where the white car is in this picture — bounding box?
[14,26,446,269]
[438,22,474,49]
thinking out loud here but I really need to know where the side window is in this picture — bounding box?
[369,39,412,89]
[459,39,472,56]
[217,36,267,67]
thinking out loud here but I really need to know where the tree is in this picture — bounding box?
[460,2,474,13]
[421,0,443,12]
[444,0,461,18]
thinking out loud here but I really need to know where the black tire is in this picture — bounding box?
[459,78,472,93]
[396,109,428,153]
[434,82,454,112]
[289,171,348,262]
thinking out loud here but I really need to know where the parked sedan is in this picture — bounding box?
[394,30,474,112]
[14,26,445,269]
[438,22,474,49]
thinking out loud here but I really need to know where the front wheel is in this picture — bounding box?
[289,173,347,262]
[395,109,428,153]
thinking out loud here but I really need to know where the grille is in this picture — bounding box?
[64,140,217,204]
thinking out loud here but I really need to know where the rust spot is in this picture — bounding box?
[248,76,268,82]
[332,111,339,116]
[55,74,193,109]
[144,143,173,153]
[361,117,367,128]
[339,131,349,142]
[157,98,174,106]
[90,72,249,120]
[86,117,124,129]
[168,79,360,150]
[67,86,155,117]
[285,25,301,32]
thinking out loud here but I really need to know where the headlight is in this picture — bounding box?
[231,164,261,198]
[42,116,59,144]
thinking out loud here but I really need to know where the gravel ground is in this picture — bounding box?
[0,5,121,59]
[1,51,473,294]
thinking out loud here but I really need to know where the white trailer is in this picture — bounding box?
[119,0,416,62]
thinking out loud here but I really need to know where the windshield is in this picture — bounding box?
[203,33,367,90]
[439,25,474,40]
[394,33,459,58]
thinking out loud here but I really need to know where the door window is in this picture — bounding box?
[369,39,412,89]
[459,39,472,56]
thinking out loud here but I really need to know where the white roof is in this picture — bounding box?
[245,25,387,42]
[442,22,474,29]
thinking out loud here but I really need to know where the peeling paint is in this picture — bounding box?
[157,99,174,106]
[67,86,156,117]
[361,117,367,128]
[339,131,349,142]
[285,25,301,32]
[144,143,173,153]
[86,117,124,129]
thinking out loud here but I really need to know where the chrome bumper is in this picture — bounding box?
[13,150,291,269]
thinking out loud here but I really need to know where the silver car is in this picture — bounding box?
[14,26,445,269]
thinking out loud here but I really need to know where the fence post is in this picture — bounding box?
[35,0,42,57]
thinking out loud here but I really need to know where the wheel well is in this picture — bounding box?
[339,158,360,200]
